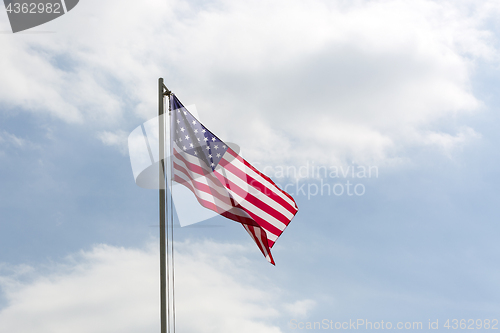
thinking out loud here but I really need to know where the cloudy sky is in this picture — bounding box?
[2,0,500,332]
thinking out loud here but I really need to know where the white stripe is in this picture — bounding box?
[173,168,237,213]
[172,147,231,195]
[173,146,212,173]
[253,227,269,255]
[173,158,251,220]
[220,162,295,220]
[244,223,278,244]
[224,152,294,208]
[243,225,270,256]
[220,179,287,233]
[222,153,297,209]
[173,161,229,199]
[263,229,278,242]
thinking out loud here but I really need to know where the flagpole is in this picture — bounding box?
[158,78,167,333]
[159,78,172,333]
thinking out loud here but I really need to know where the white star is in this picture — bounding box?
[194,151,198,155]
[183,111,187,115]
[211,137,216,142]
[216,153,221,158]
[203,137,208,142]
[222,145,226,149]
[197,137,200,141]
[202,129,206,133]
[205,146,210,150]
[214,145,219,150]
[190,143,194,148]
[183,146,187,150]
[192,120,196,125]
[208,154,212,158]
[180,127,185,132]
[194,129,198,133]
[185,135,190,140]
[176,119,180,124]
[211,163,215,167]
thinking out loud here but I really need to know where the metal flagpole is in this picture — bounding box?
[159,78,172,333]
[158,78,167,333]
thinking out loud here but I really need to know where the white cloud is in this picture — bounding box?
[1,0,499,165]
[284,299,316,318]
[0,131,27,148]
[0,241,287,333]
[417,126,481,156]
[97,130,129,155]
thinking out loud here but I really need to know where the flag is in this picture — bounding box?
[170,95,298,264]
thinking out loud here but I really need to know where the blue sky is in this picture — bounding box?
[1,0,500,332]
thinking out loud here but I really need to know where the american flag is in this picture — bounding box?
[170,95,298,264]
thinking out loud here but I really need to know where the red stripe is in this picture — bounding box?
[174,162,262,227]
[219,158,297,216]
[214,171,288,234]
[243,224,275,265]
[243,225,266,256]
[173,174,259,227]
[174,175,227,214]
[214,169,296,225]
[173,150,233,200]
[226,148,298,209]
[173,148,213,178]
[221,210,258,228]
[173,162,231,205]
[228,201,283,244]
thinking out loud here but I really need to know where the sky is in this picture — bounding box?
[1,0,500,332]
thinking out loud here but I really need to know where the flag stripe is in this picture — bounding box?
[224,148,298,209]
[173,174,227,214]
[214,170,289,232]
[243,224,274,265]
[173,161,233,207]
[173,174,259,227]
[173,148,218,181]
[218,160,296,219]
[173,171,234,214]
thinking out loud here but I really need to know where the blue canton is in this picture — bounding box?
[171,95,229,171]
